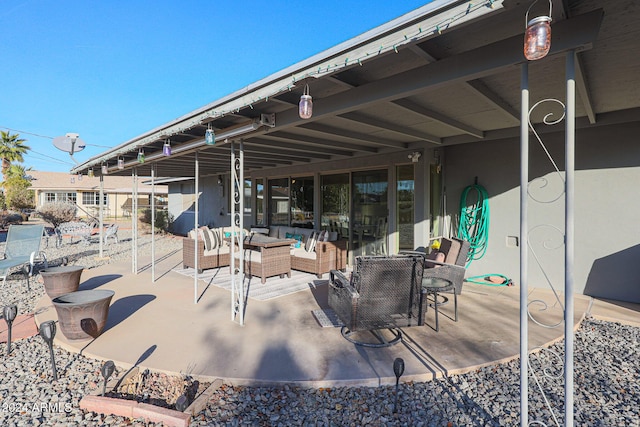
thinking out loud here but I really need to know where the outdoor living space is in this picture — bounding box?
[30,247,635,387]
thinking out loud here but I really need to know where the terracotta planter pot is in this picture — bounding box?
[52,290,115,340]
[40,266,85,299]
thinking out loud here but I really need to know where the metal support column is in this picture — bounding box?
[99,173,105,258]
[151,163,156,282]
[564,49,576,427]
[519,61,529,427]
[194,151,199,304]
[132,168,138,273]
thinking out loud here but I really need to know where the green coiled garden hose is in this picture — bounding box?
[457,183,490,266]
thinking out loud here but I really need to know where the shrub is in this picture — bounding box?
[36,202,77,228]
[139,209,173,233]
[0,211,24,229]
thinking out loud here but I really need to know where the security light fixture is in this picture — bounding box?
[524,0,552,61]
[408,152,421,163]
[299,84,313,119]
[3,305,18,354]
[39,320,58,381]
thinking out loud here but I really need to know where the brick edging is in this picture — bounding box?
[80,395,191,427]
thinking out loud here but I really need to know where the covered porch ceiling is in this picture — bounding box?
[71,0,639,178]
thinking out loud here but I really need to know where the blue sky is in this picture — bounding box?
[1,0,432,173]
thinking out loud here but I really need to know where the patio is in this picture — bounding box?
[32,250,639,388]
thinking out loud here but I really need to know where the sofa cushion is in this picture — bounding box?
[202,228,214,250]
[292,247,316,259]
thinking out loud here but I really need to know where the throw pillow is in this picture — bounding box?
[305,232,317,252]
[206,228,218,250]
[202,228,213,251]
[425,251,445,268]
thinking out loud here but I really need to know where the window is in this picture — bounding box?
[44,192,77,203]
[268,178,289,226]
[255,179,264,225]
[82,192,108,206]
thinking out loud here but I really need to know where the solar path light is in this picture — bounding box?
[39,320,58,381]
[101,360,115,396]
[3,305,18,354]
[392,357,405,413]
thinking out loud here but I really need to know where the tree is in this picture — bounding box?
[0,131,30,181]
[2,164,34,210]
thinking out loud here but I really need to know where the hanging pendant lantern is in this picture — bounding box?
[163,139,172,156]
[299,84,313,119]
[205,124,215,145]
[88,168,94,178]
[101,163,108,175]
[117,157,124,169]
[77,172,83,181]
[137,148,145,163]
[524,0,552,61]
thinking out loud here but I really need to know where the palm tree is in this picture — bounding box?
[0,131,30,181]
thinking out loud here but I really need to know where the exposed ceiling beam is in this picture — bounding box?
[299,122,408,149]
[392,98,484,139]
[410,43,520,124]
[338,112,442,144]
[267,131,378,153]
[250,137,354,157]
[241,143,330,160]
[465,80,520,122]
[271,10,603,130]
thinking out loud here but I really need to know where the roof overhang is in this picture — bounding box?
[69,0,636,179]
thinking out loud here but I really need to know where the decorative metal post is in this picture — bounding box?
[231,140,245,325]
[520,51,577,427]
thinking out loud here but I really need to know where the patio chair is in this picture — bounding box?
[402,237,470,330]
[0,224,48,289]
[103,224,119,244]
[328,255,424,347]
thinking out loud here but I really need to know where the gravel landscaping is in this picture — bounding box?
[1,226,638,426]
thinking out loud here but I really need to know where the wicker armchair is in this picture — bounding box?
[291,240,347,278]
[182,238,230,273]
[328,255,425,347]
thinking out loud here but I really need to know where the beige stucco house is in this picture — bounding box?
[27,171,167,220]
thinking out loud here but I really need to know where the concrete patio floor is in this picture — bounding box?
[34,250,640,388]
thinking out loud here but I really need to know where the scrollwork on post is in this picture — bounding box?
[527,346,564,427]
[527,224,564,328]
[527,99,566,204]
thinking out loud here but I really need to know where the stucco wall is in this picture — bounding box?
[444,121,640,303]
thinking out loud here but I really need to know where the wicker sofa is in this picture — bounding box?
[263,226,348,278]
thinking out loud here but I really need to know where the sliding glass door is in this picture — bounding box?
[352,169,388,257]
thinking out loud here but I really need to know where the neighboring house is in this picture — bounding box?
[27,171,168,220]
[71,0,640,305]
